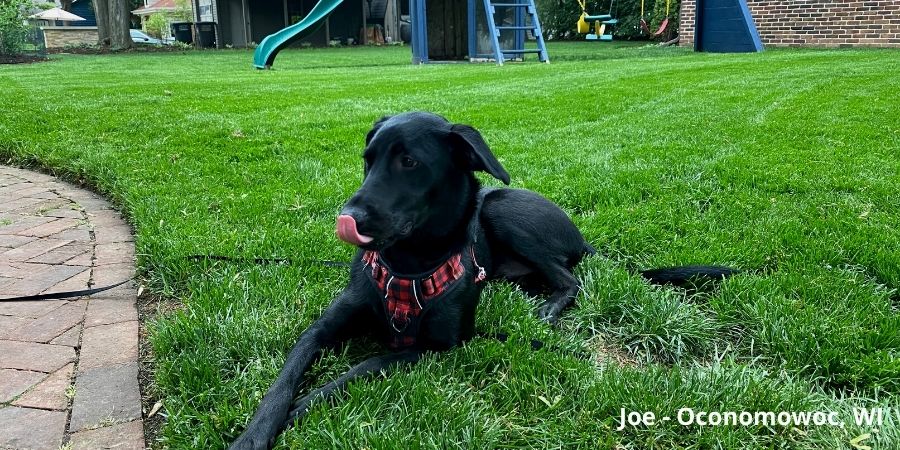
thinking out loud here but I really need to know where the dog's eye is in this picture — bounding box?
[400,156,419,168]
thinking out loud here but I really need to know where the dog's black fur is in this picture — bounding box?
[229,112,735,449]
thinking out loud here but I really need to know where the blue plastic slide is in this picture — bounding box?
[253,0,345,69]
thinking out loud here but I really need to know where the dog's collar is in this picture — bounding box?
[362,247,485,349]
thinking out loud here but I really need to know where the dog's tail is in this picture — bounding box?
[639,265,738,286]
[580,241,735,286]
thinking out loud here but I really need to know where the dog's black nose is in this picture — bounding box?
[336,206,374,246]
[339,205,367,225]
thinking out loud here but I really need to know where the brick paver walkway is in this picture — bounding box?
[0,166,144,449]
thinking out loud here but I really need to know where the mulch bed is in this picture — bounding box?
[4,46,219,62]
[47,45,201,55]
[0,54,48,65]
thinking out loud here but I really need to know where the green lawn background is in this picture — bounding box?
[2,42,899,448]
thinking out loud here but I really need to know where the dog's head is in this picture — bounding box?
[336,112,509,250]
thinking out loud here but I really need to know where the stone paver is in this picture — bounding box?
[0,406,67,449]
[0,315,29,333]
[84,297,138,328]
[0,299,66,319]
[70,419,145,450]
[16,217,81,238]
[12,363,74,410]
[0,369,45,403]
[69,362,142,432]
[79,321,139,370]
[0,340,75,373]
[50,324,82,347]
[71,420,144,450]
[1,238,73,264]
[2,300,87,343]
[0,166,144,449]
[0,264,85,296]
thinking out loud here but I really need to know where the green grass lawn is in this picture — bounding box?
[2,42,899,448]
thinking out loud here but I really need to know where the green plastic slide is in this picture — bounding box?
[253,0,345,69]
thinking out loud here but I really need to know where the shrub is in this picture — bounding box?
[0,0,32,56]
[536,0,583,39]
[145,13,168,39]
[172,40,192,50]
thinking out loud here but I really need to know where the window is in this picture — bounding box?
[198,0,213,22]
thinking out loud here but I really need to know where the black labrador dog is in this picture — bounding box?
[229,112,734,449]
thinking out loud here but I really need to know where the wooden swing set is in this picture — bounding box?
[576,0,672,40]
[576,0,617,41]
[640,0,672,37]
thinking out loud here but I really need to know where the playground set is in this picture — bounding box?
[692,0,763,52]
[253,0,548,68]
[571,0,761,50]
[576,0,618,41]
[252,0,761,69]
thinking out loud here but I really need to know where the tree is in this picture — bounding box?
[107,0,131,48]
[0,0,32,56]
[92,0,109,45]
[60,0,73,11]
[92,0,132,49]
[174,0,192,22]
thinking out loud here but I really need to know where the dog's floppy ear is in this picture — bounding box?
[448,124,510,185]
[365,115,391,145]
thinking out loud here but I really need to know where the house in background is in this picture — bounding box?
[49,0,405,49]
[34,0,99,49]
[132,0,194,39]
[38,0,97,25]
[69,0,97,26]
[204,0,403,48]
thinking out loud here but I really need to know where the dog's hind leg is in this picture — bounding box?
[533,264,581,325]
[282,350,422,428]
[479,189,590,324]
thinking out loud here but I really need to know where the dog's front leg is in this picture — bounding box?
[229,290,368,450]
[282,350,423,428]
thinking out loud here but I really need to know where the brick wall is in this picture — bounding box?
[679,1,900,48]
[42,27,99,48]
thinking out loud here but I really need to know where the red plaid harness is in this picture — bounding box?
[362,247,486,349]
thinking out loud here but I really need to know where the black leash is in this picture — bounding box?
[185,254,351,268]
[1,255,592,361]
[0,278,133,302]
[0,255,351,302]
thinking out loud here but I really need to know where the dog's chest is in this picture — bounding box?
[361,247,485,350]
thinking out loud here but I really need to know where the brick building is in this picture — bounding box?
[680,0,900,48]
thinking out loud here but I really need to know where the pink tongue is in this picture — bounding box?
[336,215,373,246]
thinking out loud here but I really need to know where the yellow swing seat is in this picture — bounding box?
[577,0,616,40]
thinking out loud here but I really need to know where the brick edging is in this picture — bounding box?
[0,166,145,449]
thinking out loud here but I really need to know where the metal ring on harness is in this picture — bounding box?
[391,314,409,332]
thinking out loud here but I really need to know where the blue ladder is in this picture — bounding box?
[481,0,549,65]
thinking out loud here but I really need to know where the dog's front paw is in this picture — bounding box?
[536,301,561,325]
[229,430,273,450]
